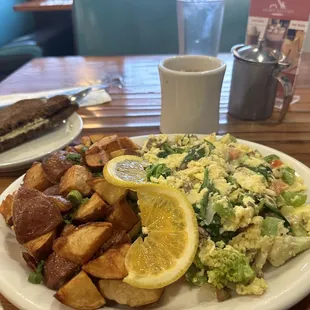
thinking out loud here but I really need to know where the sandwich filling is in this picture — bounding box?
[0,118,49,143]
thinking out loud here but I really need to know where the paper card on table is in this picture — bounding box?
[245,0,310,108]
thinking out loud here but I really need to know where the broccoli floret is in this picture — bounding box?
[198,240,255,289]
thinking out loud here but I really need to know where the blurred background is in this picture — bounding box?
[0,0,251,80]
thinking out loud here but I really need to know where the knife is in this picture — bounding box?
[68,87,92,104]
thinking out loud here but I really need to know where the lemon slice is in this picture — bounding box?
[124,184,199,289]
[103,155,147,188]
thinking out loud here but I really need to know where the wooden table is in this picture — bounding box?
[14,0,72,12]
[0,53,310,310]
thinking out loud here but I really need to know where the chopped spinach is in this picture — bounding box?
[145,164,171,181]
[261,197,291,230]
[180,145,206,169]
[205,140,215,151]
[199,169,219,194]
[243,165,273,181]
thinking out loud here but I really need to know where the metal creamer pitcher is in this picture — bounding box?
[228,39,293,122]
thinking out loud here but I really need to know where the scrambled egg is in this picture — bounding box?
[141,133,310,298]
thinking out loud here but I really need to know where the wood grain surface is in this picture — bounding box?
[14,0,72,12]
[0,53,309,309]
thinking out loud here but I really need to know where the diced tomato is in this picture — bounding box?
[270,179,289,195]
[270,159,283,168]
[229,148,241,160]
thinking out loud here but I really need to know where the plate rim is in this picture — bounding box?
[0,113,83,172]
[1,134,310,310]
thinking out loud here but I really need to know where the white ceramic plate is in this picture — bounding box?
[0,135,310,310]
[0,113,83,172]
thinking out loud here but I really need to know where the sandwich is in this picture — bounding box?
[0,95,78,153]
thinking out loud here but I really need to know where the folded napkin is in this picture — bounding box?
[0,87,112,109]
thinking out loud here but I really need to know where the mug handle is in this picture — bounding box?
[273,74,293,123]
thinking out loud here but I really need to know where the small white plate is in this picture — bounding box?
[0,113,83,172]
[0,135,310,310]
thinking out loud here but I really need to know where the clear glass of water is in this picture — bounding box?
[177,0,225,56]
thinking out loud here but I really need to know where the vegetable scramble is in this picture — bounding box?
[141,133,310,299]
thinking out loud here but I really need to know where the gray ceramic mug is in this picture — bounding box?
[228,41,293,122]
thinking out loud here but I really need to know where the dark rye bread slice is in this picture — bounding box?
[0,95,78,153]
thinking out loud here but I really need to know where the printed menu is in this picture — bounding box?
[245,0,310,107]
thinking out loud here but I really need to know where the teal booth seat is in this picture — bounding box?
[73,0,250,56]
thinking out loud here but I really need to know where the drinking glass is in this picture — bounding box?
[177,0,224,56]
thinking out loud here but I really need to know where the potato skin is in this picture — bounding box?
[13,187,63,244]
[42,151,73,184]
[44,252,80,290]
[55,271,105,310]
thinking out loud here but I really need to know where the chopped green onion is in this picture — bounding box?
[67,190,83,207]
[28,260,45,284]
[81,146,88,153]
[66,153,82,164]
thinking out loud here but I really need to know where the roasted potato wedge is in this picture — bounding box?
[101,229,131,252]
[88,134,121,154]
[59,165,92,197]
[87,178,127,205]
[23,162,52,192]
[85,151,110,168]
[44,252,80,290]
[13,187,63,244]
[61,224,76,237]
[90,134,105,143]
[43,185,60,196]
[98,279,164,307]
[48,195,72,212]
[81,136,92,147]
[55,271,105,310]
[74,193,110,223]
[110,148,139,158]
[42,151,73,184]
[53,222,112,264]
[74,144,87,154]
[106,198,139,232]
[0,192,15,226]
[118,136,140,150]
[24,230,56,262]
[83,243,130,279]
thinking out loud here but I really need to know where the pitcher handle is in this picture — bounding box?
[273,74,293,123]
